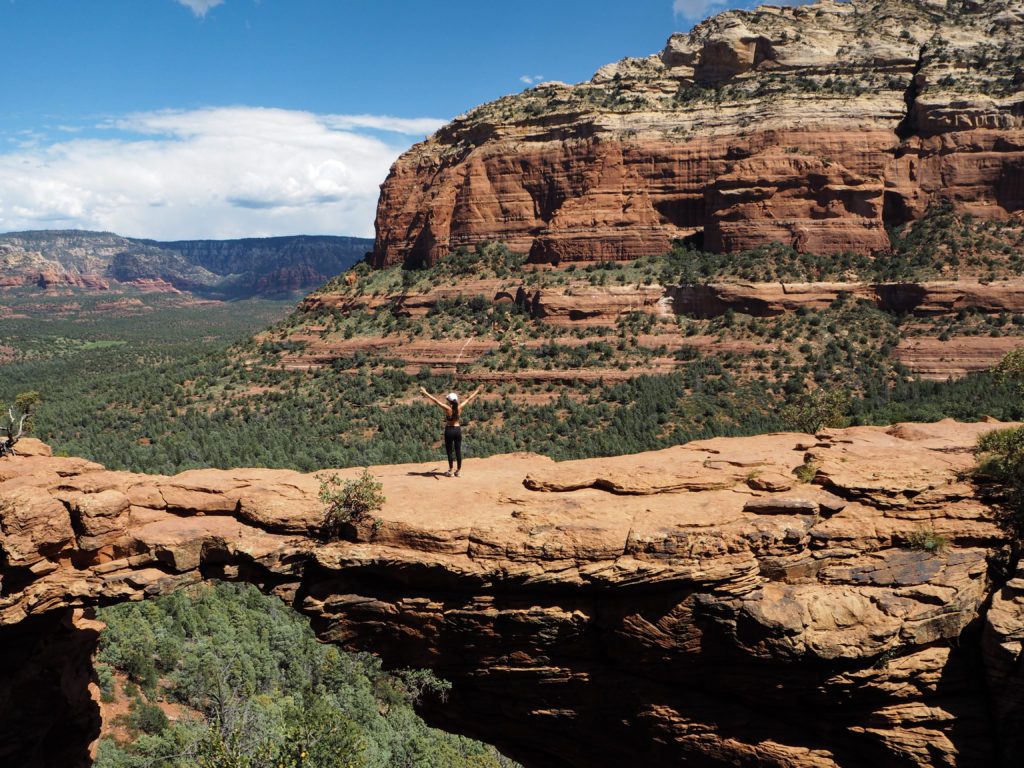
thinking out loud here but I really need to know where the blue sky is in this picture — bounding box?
[0,0,806,240]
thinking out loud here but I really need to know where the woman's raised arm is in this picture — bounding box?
[462,385,484,407]
[419,386,451,413]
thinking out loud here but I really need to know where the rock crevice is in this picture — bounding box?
[895,43,927,141]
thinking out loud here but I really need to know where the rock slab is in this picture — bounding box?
[0,422,1021,767]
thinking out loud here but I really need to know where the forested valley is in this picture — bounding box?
[5,273,1024,475]
[93,582,517,768]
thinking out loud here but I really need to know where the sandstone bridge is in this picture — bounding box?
[1,421,1022,768]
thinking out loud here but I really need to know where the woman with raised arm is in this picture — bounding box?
[419,384,483,476]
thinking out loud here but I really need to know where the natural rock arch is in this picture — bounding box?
[1,423,1023,768]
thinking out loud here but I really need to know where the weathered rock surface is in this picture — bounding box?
[894,335,1024,379]
[706,148,891,255]
[372,0,1024,267]
[305,277,1024,325]
[1,422,1022,767]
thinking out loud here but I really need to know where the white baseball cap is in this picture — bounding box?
[446,392,458,402]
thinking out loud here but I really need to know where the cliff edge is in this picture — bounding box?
[1,421,1023,766]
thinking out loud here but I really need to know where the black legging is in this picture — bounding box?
[444,425,462,469]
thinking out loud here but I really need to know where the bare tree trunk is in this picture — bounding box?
[0,408,28,458]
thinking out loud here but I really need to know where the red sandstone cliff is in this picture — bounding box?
[372,0,1024,268]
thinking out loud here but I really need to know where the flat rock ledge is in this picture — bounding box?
[1,420,1023,768]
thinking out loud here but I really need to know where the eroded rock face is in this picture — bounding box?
[372,0,1024,267]
[705,149,890,255]
[1,423,1022,767]
[305,277,1024,325]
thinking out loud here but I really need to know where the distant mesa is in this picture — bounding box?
[371,0,1024,269]
[0,230,372,300]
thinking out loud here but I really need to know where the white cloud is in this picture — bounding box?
[320,114,447,136]
[177,0,225,17]
[673,0,818,20]
[672,0,728,19]
[0,107,447,240]
[519,75,545,85]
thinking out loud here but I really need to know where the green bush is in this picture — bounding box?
[129,700,169,735]
[781,389,849,434]
[318,469,386,538]
[96,662,116,703]
[976,349,1024,517]
[993,348,1024,391]
[905,527,950,554]
[975,425,1024,513]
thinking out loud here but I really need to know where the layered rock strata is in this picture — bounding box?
[305,278,1024,323]
[1,421,1022,767]
[295,277,1024,379]
[372,0,1024,268]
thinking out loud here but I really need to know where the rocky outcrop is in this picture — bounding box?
[894,336,1024,379]
[371,0,1024,268]
[305,277,1024,324]
[1,422,1022,767]
[121,277,181,294]
[705,149,890,255]
[35,271,110,291]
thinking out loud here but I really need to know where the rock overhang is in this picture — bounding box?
[2,420,1023,766]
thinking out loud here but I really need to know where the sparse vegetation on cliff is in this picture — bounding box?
[319,470,386,539]
[0,391,38,457]
[904,526,950,554]
[644,205,1024,284]
[974,350,1024,523]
